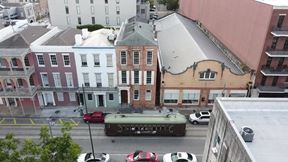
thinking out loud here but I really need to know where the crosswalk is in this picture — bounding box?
[0,117,80,126]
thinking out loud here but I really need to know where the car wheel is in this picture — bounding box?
[192,121,199,125]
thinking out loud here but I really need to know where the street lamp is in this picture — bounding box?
[82,84,95,159]
[47,117,56,137]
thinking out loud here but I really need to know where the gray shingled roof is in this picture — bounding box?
[0,26,50,48]
[116,18,157,46]
[155,13,243,74]
[44,27,81,46]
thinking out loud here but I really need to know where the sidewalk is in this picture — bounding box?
[0,105,213,118]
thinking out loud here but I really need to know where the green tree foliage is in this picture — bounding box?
[158,0,179,10]
[0,122,81,162]
[77,24,104,31]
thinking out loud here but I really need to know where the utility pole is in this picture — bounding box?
[82,84,95,159]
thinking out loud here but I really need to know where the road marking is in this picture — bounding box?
[108,153,203,156]
[58,119,63,125]
[13,118,16,124]
[30,118,35,125]
[70,119,78,125]
[0,118,4,124]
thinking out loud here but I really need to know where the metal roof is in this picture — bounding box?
[0,26,50,48]
[155,13,243,74]
[105,113,187,124]
[116,18,157,46]
[44,27,81,46]
[218,98,288,162]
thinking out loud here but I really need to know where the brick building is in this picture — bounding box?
[115,17,159,108]
[179,0,288,97]
[156,13,252,107]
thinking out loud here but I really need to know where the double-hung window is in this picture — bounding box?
[36,54,45,66]
[81,55,87,66]
[199,70,216,80]
[120,51,126,65]
[83,73,90,87]
[63,54,70,67]
[94,54,100,66]
[134,70,139,84]
[134,89,139,100]
[146,71,152,84]
[121,71,127,84]
[147,51,152,65]
[95,73,102,87]
[133,51,140,65]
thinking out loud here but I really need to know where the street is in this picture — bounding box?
[0,118,208,162]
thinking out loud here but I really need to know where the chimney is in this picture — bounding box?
[82,28,89,39]
[75,34,82,45]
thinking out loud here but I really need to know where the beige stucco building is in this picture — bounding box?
[156,13,253,107]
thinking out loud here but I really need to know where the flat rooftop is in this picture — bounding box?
[256,0,288,7]
[155,13,243,74]
[218,98,288,162]
[79,29,118,47]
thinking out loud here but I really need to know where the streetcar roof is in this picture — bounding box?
[104,113,187,124]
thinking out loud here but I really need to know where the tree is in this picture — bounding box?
[166,0,179,10]
[0,133,21,162]
[0,122,81,162]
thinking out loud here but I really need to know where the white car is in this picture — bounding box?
[77,152,110,162]
[163,152,197,162]
[189,111,210,125]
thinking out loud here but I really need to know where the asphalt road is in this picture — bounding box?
[0,124,208,162]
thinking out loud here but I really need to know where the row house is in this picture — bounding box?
[0,26,50,115]
[115,17,159,108]
[179,0,288,97]
[156,13,252,107]
[30,27,80,108]
[73,28,119,109]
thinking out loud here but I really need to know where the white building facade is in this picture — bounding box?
[48,0,136,28]
[73,29,119,108]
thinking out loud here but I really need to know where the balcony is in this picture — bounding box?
[265,49,288,58]
[261,66,288,76]
[271,26,288,37]
[0,86,38,97]
[40,86,78,92]
[0,66,35,78]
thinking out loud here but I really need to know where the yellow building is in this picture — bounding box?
[156,13,253,107]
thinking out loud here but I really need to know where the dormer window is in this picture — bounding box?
[199,69,216,80]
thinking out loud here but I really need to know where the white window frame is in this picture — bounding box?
[182,90,200,105]
[52,72,62,88]
[40,72,49,87]
[116,17,120,25]
[76,6,80,15]
[62,53,70,67]
[163,89,179,105]
[208,90,223,105]
[145,89,152,101]
[106,54,113,67]
[146,50,153,65]
[36,53,45,67]
[120,51,127,65]
[121,71,127,84]
[91,6,95,14]
[108,73,114,87]
[49,53,58,67]
[81,54,87,66]
[83,73,90,87]
[133,51,140,65]
[134,70,140,84]
[66,16,70,25]
[65,72,74,88]
[93,54,100,66]
[95,73,102,87]
[199,70,217,80]
[57,92,64,102]
[116,6,120,15]
[105,16,109,25]
[69,92,76,101]
[105,6,109,15]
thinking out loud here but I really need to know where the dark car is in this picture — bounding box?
[126,150,159,162]
[83,111,105,123]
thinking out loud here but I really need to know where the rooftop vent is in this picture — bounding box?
[240,126,254,142]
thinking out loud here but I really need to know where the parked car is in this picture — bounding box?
[83,111,105,123]
[77,152,110,162]
[163,152,197,162]
[126,150,159,162]
[189,111,211,125]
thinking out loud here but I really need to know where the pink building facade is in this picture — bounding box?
[179,0,288,97]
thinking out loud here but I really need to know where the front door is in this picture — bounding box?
[98,95,104,107]
[121,90,128,104]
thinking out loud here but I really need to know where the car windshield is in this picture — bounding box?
[187,153,193,160]
[171,153,178,161]
[85,153,92,161]
[195,113,201,118]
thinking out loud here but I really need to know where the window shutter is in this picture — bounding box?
[127,71,130,85]
[131,71,134,85]
[151,71,155,85]
[118,71,122,85]
[139,71,142,85]
[144,71,147,85]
